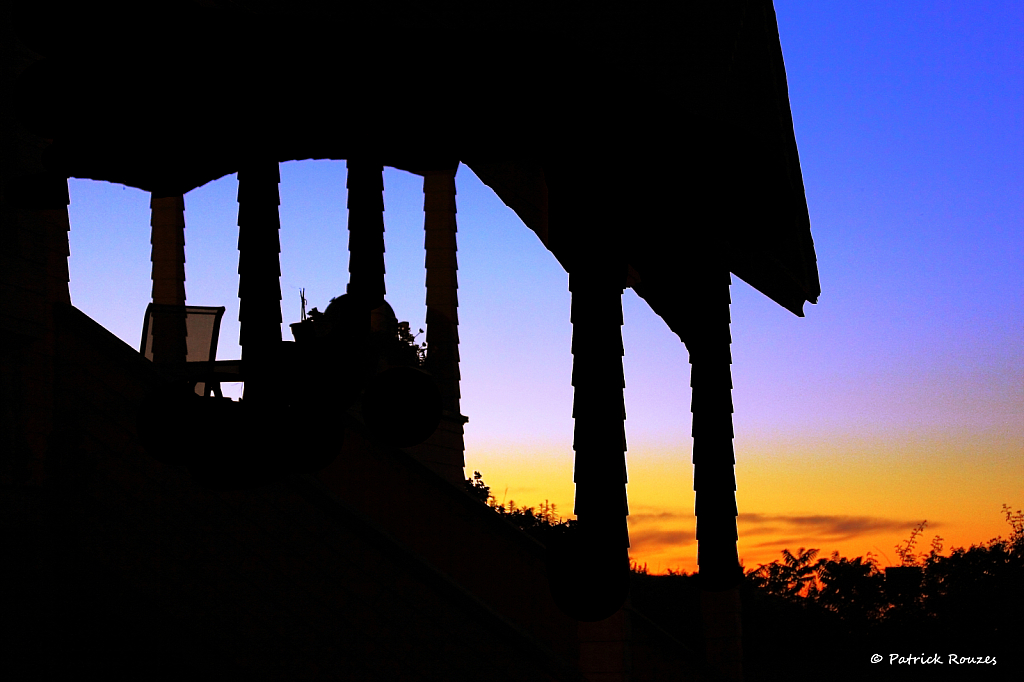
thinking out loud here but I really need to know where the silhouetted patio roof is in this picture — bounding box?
[10,0,819,319]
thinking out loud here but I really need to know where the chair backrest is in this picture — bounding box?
[141,303,226,362]
[141,304,226,395]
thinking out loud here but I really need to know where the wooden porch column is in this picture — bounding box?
[569,250,630,608]
[236,162,282,401]
[345,160,385,309]
[688,268,743,682]
[149,193,187,368]
[541,171,629,622]
[1,172,71,485]
[411,166,466,485]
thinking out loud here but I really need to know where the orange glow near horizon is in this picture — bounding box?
[465,429,1022,576]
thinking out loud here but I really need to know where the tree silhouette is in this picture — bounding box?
[463,470,491,504]
[894,519,928,567]
[814,552,887,622]
[462,471,578,545]
[459,477,1024,676]
[747,547,820,599]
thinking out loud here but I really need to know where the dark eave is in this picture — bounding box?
[5,0,819,324]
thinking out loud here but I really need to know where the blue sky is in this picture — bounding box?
[64,2,1022,571]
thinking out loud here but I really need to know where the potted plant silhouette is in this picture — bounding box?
[291,291,440,449]
[361,305,440,448]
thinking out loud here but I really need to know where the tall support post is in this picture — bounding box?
[1,172,71,485]
[560,241,631,623]
[149,193,187,368]
[345,160,386,310]
[542,171,630,622]
[688,267,743,682]
[237,163,283,352]
[570,255,629,549]
[236,162,283,401]
[411,166,467,485]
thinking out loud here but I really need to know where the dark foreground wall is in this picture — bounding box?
[2,304,698,681]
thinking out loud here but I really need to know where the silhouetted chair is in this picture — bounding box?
[140,303,226,397]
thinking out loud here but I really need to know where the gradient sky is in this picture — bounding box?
[64,2,1022,574]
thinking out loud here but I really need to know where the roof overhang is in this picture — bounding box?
[6,0,818,324]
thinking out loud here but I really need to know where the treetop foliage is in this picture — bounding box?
[463,471,576,544]
[463,472,1023,675]
[745,505,1024,625]
[464,471,1022,625]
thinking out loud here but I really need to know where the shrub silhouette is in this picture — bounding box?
[462,470,578,546]
[738,506,1024,679]
[461,476,1023,677]
[746,547,821,600]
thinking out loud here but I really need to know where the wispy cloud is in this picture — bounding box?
[624,509,929,558]
[628,527,696,550]
[738,513,927,547]
[628,511,690,522]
